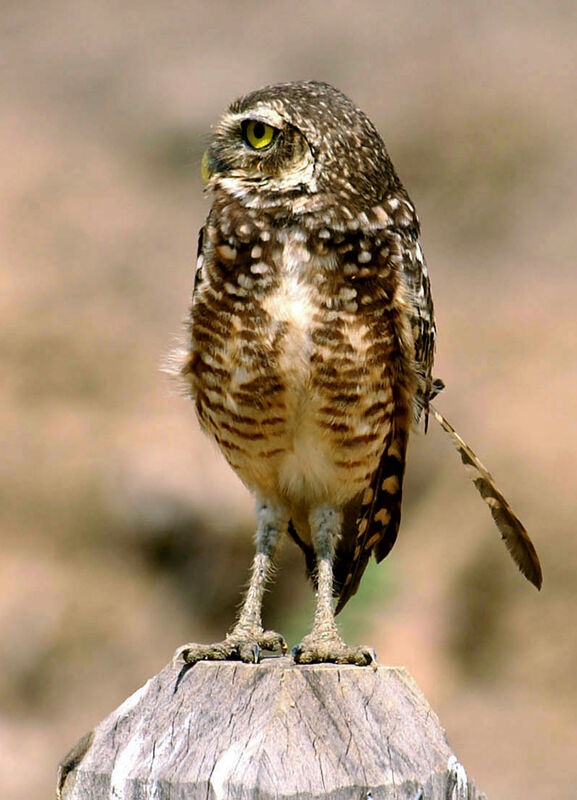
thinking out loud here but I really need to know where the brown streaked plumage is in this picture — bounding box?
[170,81,541,667]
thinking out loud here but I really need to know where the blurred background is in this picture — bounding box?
[1,1,576,797]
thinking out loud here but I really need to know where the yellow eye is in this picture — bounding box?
[243,120,277,150]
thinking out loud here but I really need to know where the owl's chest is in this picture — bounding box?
[190,244,398,505]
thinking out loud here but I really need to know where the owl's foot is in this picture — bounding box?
[292,632,376,666]
[174,628,287,666]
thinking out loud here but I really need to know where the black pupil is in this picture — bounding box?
[253,122,265,139]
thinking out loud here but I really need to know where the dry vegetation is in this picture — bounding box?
[1,2,576,798]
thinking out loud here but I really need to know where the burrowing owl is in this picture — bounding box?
[172,81,541,666]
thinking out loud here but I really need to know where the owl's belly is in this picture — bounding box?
[190,276,394,512]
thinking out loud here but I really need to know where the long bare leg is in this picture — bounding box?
[292,506,375,665]
[176,498,289,665]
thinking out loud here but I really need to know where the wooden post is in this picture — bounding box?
[57,657,486,799]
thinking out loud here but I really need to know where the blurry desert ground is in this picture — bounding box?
[1,1,576,797]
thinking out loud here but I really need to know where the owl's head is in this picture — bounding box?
[202,81,399,218]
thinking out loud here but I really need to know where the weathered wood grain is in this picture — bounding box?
[58,657,486,799]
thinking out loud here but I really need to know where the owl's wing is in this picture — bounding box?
[335,220,425,612]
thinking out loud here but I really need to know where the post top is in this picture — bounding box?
[59,658,486,800]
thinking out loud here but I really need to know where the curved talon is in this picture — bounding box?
[238,642,261,663]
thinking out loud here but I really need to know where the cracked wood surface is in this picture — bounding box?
[57,658,486,799]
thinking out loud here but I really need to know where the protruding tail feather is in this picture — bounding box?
[334,428,409,614]
[431,404,542,590]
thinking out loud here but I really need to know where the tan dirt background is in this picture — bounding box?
[2,1,576,798]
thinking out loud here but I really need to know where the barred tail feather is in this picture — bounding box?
[431,404,542,590]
